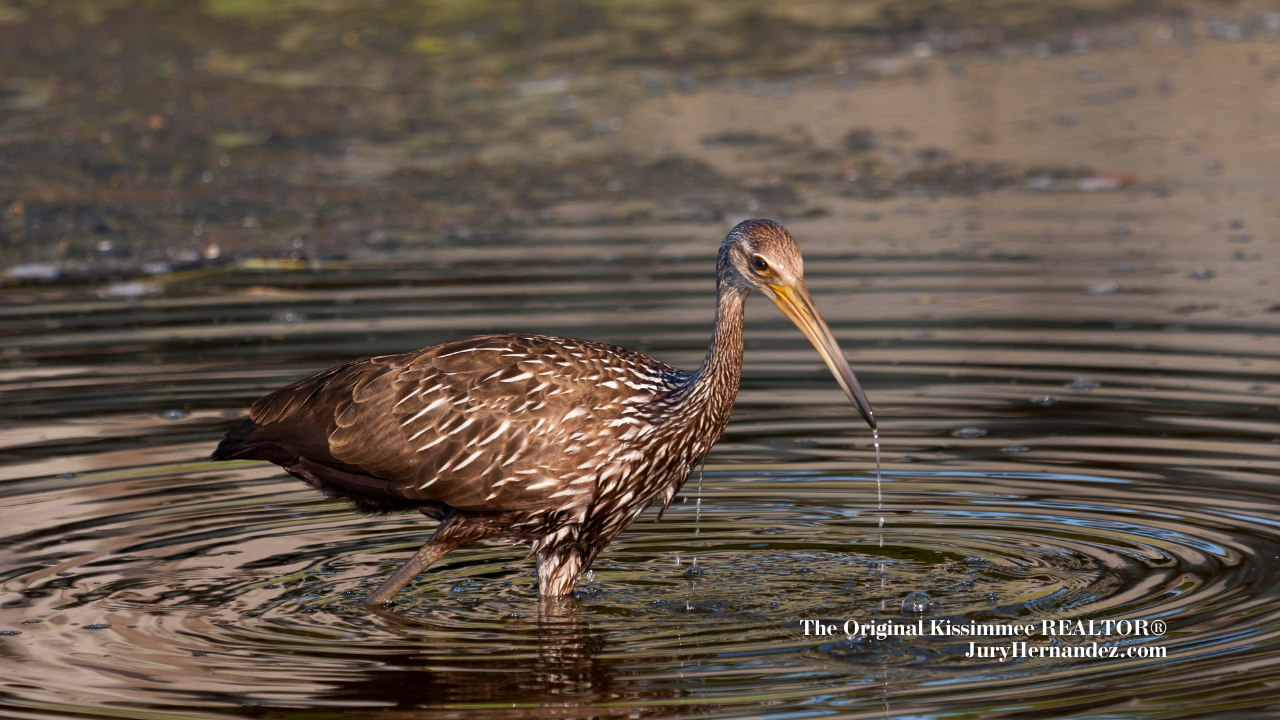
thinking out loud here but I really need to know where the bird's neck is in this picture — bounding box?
[684,278,747,437]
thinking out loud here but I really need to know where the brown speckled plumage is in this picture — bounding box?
[213,219,875,605]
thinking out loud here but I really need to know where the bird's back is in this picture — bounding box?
[214,334,684,516]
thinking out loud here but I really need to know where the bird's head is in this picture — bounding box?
[720,219,876,429]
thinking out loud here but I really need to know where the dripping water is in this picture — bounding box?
[874,428,882,529]
[695,457,705,537]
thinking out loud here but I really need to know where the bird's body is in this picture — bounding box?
[213,220,874,605]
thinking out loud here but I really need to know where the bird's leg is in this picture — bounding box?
[537,546,587,597]
[363,519,477,607]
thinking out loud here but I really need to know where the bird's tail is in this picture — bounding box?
[211,418,269,461]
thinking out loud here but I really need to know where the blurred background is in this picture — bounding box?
[2,2,1280,719]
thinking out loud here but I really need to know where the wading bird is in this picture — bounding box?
[213,219,875,606]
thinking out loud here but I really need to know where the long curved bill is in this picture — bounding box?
[768,282,876,429]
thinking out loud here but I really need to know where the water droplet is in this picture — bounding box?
[161,409,187,420]
[684,562,705,579]
[985,592,999,603]
[952,427,986,438]
[1002,444,1029,455]
[1033,395,1057,406]
[900,591,934,614]
[1070,377,1095,394]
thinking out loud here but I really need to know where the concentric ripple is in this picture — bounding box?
[3,198,1280,718]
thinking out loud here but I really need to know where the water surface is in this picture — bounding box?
[2,197,1278,717]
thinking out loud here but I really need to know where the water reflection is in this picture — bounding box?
[2,1,1280,716]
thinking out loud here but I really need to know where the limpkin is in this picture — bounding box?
[213,219,876,606]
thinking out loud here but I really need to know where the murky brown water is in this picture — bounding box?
[2,194,1278,717]
[4,1,1280,717]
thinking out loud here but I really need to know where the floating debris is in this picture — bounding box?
[1022,173,1142,193]
[5,262,61,281]
[103,282,160,299]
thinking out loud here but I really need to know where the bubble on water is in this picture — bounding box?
[1034,395,1058,406]
[1,630,20,636]
[965,556,986,565]
[960,580,976,589]
[161,409,187,420]
[274,310,304,324]
[1089,281,1120,295]
[83,624,111,630]
[684,560,705,579]
[1252,384,1267,392]
[795,437,813,445]
[1114,262,1133,273]
[61,471,77,479]
[900,592,934,614]
[22,619,40,624]
[1002,444,1029,455]
[1190,266,1214,280]
[952,427,986,438]
[1070,377,1095,394]
[985,592,999,603]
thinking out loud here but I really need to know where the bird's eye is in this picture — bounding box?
[752,255,770,272]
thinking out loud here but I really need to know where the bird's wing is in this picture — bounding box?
[245,334,675,511]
